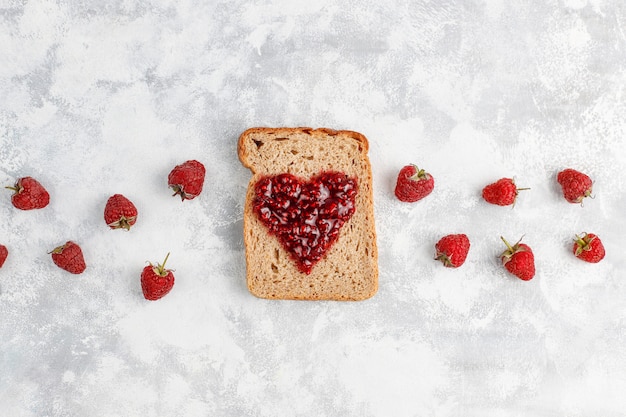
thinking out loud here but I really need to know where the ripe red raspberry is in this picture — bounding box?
[0,244,8,268]
[435,234,470,268]
[573,232,605,263]
[104,194,138,231]
[394,164,434,203]
[168,160,206,201]
[50,241,86,274]
[500,236,535,281]
[482,178,529,206]
[141,253,175,300]
[557,169,592,204]
[6,177,50,210]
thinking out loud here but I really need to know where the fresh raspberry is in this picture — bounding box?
[104,194,138,231]
[482,178,529,206]
[6,177,50,210]
[0,244,8,268]
[141,253,175,300]
[500,236,535,281]
[435,234,470,268]
[168,160,206,201]
[50,241,86,274]
[557,169,592,204]
[394,164,434,203]
[573,232,605,263]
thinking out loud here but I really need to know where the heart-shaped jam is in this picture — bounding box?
[253,172,358,274]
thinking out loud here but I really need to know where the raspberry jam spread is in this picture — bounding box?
[253,172,358,274]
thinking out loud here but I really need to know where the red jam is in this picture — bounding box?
[253,172,358,274]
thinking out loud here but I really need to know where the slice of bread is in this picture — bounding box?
[238,127,378,301]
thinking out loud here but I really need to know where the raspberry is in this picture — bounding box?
[573,233,605,263]
[557,169,592,204]
[50,241,86,274]
[482,178,529,206]
[500,236,535,281]
[6,177,50,210]
[394,164,434,203]
[435,234,470,268]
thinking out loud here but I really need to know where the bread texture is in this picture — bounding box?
[239,127,378,301]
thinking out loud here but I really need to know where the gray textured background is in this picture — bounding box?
[1,0,625,415]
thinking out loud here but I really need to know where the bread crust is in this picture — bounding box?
[238,127,370,172]
[238,127,378,301]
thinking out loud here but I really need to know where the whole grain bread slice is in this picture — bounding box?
[238,127,378,301]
